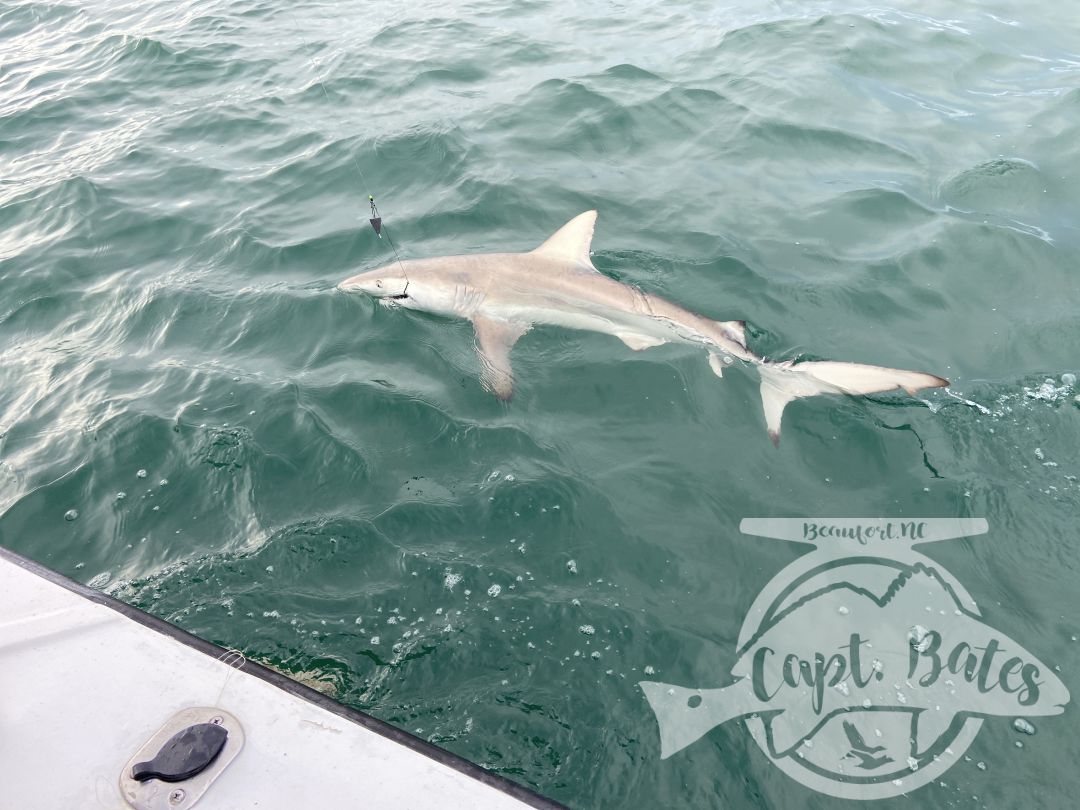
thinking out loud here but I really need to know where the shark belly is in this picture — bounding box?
[483,299,694,348]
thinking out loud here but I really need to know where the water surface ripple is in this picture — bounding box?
[2,0,1079,806]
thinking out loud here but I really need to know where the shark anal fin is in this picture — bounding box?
[616,332,667,351]
[472,316,530,400]
[532,211,598,269]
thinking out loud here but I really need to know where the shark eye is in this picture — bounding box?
[376,280,383,288]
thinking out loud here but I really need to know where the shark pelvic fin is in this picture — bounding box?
[758,360,949,446]
[472,316,531,400]
[708,353,728,378]
[725,319,747,349]
[532,210,598,269]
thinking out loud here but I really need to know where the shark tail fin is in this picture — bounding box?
[759,360,948,446]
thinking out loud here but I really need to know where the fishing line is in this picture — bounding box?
[215,648,247,704]
[283,9,410,293]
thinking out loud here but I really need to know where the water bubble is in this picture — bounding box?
[64,509,78,521]
[1062,373,1076,387]
[87,571,111,589]
[1025,379,1069,401]
[976,761,986,771]
[579,624,595,636]
[116,492,127,500]
[837,605,850,615]
[443,571,462,591]
[908,625,933,652]
[136,469,148,478]
[566,559,578,574]
[1013,718,1036,735]
[370,635,380,645]
[644,665,655,675]
[487,584,502,597]
[159,478,168,487]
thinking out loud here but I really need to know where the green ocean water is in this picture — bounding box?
[2,0,1080,806]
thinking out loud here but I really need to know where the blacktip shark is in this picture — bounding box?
[339,211,948,444]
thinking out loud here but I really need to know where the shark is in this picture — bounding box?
[339,211,948,443]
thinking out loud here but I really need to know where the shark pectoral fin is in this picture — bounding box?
[531,210,598,270]
[472,316,530,400]
[616,332,667,351]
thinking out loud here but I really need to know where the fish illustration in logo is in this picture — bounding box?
[640,519,1071,799]
[641,564,1068,760]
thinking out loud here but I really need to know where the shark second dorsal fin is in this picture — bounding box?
[532,210,598,269]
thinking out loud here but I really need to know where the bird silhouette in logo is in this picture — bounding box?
[841,721,893,770]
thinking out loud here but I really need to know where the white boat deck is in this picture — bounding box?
[0,546,565,810]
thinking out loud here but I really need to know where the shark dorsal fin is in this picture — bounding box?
[532,210,598,268]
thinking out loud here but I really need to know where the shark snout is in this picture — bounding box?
[338,269,409,298]
[338,273,371,292]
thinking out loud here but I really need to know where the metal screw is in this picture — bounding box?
[209,716,223,725]
[169,789,185,804]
